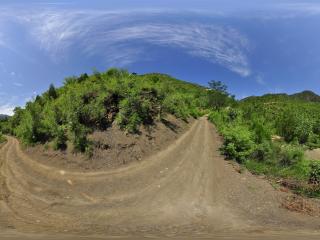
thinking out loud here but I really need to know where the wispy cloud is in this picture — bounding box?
[13,82,23,87]
[256,74,266,85]
[0,103,14,115]
[0,32,7,48]
[92,24,251,76]
[0,8,252,77]
[278,2,320,16]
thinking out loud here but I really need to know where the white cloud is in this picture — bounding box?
[94,24,251,76]
[0,104,14,116]
[0,8,252,77]
[256,75,266,85]
[278,3,320,16]
[13,82,23,87]
[0,32,7,48]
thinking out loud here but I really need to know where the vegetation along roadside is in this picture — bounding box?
[0,68,319,197]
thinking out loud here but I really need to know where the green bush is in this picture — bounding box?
[250,118,272,144]
[15,111,37,145]
[85,142,94,158]
[252,141,274,162]
[163,93,190,121]
[0,132,6,143]
[116,98,143,133]
[306,133,320,149]
[48,84,58,99]
[52,126,67,150]
[227,108,241,121]
[277,110,313,144]
[309,161,320,184]
[221,125,255,163]
[277,144,304,167]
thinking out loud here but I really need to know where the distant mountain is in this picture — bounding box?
[0,114,9,120]
[241,90,320,103]
[290,90,320,102]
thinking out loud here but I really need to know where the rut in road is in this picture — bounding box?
[0,117,320,236]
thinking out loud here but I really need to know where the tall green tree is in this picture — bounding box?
[48,84,57,99]
[207,80,232,110]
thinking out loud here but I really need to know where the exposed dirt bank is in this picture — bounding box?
[25,115,193,171]
[306,149,320,161]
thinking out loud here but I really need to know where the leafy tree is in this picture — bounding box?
[208,80,228,94]
[207,80,233,110]
[48,84,57,99]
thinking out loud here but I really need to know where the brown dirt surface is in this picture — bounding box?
[25,115,192,171]
[282,195,320,217]
[1,117,320,239]
[306,149,320,161]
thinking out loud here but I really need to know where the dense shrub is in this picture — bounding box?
[221,125,255,163]
[48,84,58,99]
[5,69,209,153]
[207,80,235,110]
[116,98,143,133]
[208,89,320,197]
[250,118,272,144]
[306,133,320,149]
[309,161,320,184]
[277,144,304,167]
[163,93,191,120]
[52,126,67,150]
[252,141,274,162]
[0,132,6,143]
[277,109,314,144]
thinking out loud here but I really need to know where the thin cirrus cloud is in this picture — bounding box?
[279,2,320,15]
[13,82,23,87]
[89,24,251,77]
[0,32,7,48]
[0,103,14,116]
[1,8,252,77]
[0,94,18,116]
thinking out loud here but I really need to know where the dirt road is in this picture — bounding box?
[1,117,320,239]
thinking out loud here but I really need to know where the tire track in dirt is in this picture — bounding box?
[0,117,320,238]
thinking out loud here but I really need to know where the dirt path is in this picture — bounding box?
[306,148,320,161]
[1,117,320,238]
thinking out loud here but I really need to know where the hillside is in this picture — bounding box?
[242,90,320,103]
[0,69,209,157]
[1,72,320,237]
[209,87,320,198]
[291,90,320,102]
[0,114,9,120]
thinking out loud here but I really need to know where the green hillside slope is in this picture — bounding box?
[0,69,210,153]
[209,90,320,197]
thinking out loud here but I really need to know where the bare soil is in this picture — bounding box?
[1,117,320,239]
[306,149,320,161]
[25,115,192,171]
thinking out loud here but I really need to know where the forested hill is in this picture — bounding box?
[291,90,320,102]
[0,69,211,153]
[0,114,9,120]
[241,90,320,103]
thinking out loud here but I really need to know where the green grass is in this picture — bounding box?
[0,134,6,144]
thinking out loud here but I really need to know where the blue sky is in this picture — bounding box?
[0,0,320,115]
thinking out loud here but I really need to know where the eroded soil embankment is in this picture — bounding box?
[25,115,192,171]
